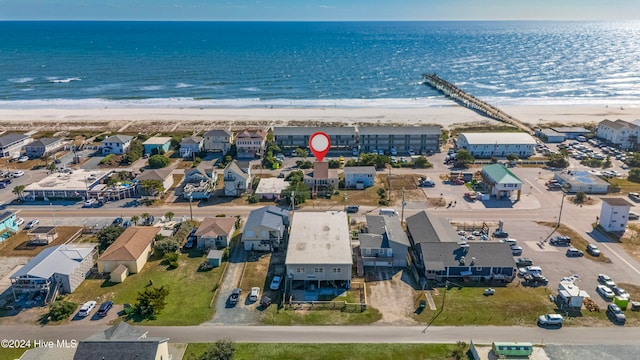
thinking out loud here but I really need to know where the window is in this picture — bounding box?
[332,268,342,273]
[296,267,304,273]
[365,249,371,255]
[314,268,324,273]
[378,249,385,255]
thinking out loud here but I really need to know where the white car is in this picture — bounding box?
[25,219,39,229]
[78,300,97,317]
[598,274,616,288]
[538,313,563,327]
[13,170,25,177]
[17,156,29,163]
[597,285,615,299]
[15,218,25,226]
[249,287,260,302]
[270,276,282,290]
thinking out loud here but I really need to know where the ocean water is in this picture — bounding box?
[0,21,639,109]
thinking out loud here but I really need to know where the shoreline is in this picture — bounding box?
[0,104,638,133]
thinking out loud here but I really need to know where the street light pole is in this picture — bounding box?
[188,194,193,221]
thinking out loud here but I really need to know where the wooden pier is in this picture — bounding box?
[422,73,532,134]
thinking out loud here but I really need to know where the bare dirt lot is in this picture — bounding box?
[365,269,418,325]
[0,226,83,257]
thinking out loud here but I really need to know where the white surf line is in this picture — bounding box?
[600,242,640,275]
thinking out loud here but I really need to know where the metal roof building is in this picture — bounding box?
[457,132,536,158]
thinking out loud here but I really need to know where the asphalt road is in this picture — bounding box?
[2,324,639,345]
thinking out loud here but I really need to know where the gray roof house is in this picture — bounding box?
[10,244,98,303]
[223,160,251,197]
[74,322,170,360]
[184,162,218,200]
[359,214,411,268]
[243,206,290,251]
[406,210,515,283]
[0,133,32,157]
[179,135,203,159]
[344,166,376,189]
[101,135,133,155]
[203,129,233,153]
[24,137,65,158]
[136,169,174,195]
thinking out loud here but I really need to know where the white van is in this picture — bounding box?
[502,238,517,247]
[379,208,399,216]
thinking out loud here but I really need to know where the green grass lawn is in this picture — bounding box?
[184,343,465,360]
[0,347,31,360]
[66,250,224,325]
[414,286,555,326]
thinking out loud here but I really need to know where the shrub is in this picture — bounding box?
[248,194,259,203]
[48,300,77,321]
[155,239,180,255]
[198,261,214,272]
[162,252,179,264]
[148,154,170,169]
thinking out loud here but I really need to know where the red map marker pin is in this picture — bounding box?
[309,132,330,162]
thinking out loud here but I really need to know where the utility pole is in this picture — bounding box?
[557,191,566,227]
[401,188,406,225]
[188,193,193,221]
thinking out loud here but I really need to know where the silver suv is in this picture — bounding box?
[607,304,626,325]
[538,313,563,327]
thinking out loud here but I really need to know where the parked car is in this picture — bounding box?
[270,276,282,290]
[229,288,241,306]
[112,217,123,226]
[143,215,155,226]
[249,287,260,302]
[538,313,563,327]
[122,219,132,228]
[96,301,113,317]
[13,170,25,177]
[492,230,509,238]
[511,246,523,256]
[515,258,533,267]
[607,304,626,324]
[518,266,542,278]
[597,285,615,299]
[78,300,97,317]
[586,244,601,256]
[598,274,616,287]
[83,199,97,208]
[566,248,584,257]
[260,295,272,307]
[629,212,640,220]
[15,218,25,226]
[17,156,29,163]
[344,205,359,214]
[612,286,630,299]
[25,219,39,229]
[550,236,571,246]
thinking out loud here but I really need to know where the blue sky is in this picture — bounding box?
[1,0,639,20]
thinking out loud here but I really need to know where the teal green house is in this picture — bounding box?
[481,164,523,200]
[0,211,18,233]
[143,136,172,155]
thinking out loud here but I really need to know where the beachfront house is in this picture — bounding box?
[0,133,33,158]
[358,126,441,155]
[597,119,639,149]
[143,136,172,155]
[23,137,65,158]
[195,217,236,249]
[235,128,266,159]
[203,129,233,153]
[101,135,133,155]
[223,160,251,197]
[242,206,289,251]
[456,132,536,158]
[179,135,203,159]
[273,126,357,154]
[344,166,376,189]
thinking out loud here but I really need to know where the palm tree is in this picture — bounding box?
[131,215,140,226]
[12,185,25,201]
[164,211,174,221]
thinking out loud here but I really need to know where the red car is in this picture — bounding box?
[451,178,465,185]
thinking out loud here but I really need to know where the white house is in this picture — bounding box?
[235,128,266,159]
[0,133,32,158]
[457,132,536,158]
[223,160,251,197]
[101,135,133,155]
[254,177,288,201]
[286,211,352,292]
[481,164,523,200]
[343,166,376,189]
[597,119,639,149]
[203,129,233,153]
[599,197,633,232]
[242,206,290,251]
[179,135,203,159]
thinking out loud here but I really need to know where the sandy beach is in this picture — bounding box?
[0,104,638,133]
